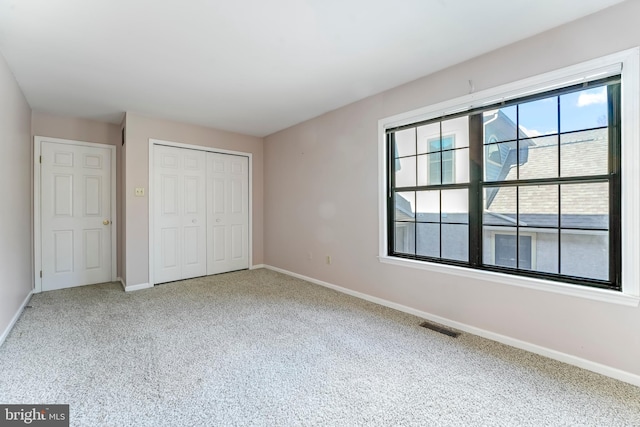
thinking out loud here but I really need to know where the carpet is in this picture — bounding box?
[1,268,639,426]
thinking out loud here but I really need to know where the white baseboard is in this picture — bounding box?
[263,265,640,388]
[0,290,33,348]
[118,276,152,292]
[124,282,152,292]
[250,264,266,270]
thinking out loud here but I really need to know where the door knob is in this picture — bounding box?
[103,219,111,225]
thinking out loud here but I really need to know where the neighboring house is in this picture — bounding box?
[483,109,533,204]
[484,124,609,280]
[395,110,609,280]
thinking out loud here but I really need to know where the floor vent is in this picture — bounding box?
[419,321,460,338]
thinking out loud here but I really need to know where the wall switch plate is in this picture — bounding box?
[135,187,145,197]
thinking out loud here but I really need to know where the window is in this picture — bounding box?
[386,75,622,291]
[392,117,470,262]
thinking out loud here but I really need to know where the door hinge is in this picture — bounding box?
[39,270,42,278]
[39,155,42,164]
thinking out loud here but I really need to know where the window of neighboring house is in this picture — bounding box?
[386,68,624,291]
[428,135,455,184]
[494,233,533,269]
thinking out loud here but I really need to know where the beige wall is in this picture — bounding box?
[0,52,32,340]
[32,112,124,277]
[124,112,264,286]
[264,1,640,376]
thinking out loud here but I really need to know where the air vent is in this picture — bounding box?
[419,321,460,338]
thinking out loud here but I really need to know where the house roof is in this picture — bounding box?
[486,127,609,229]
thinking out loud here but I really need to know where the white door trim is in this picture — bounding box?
[34,136,117,293]
[148,138,253,287]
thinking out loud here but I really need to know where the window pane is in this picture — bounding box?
[395,156,416,188]
[560,86,608,133]
[394,128,416,157]
[484,186,516,225]
[560,128,608,177]
[394,192,415,221]
[442,150,453,184]
[444,147,469,184]
[441,224,468,261]
[442,189,468,224]
[394,222,415,255]
[519,97,558,137]
[561,230,608,280]
[416,223,440,258]
[518,135,558,180]
[418,152,441,185]
[518,235,533,269]
[442,116,469,148]
[416,191,439,223]
[483,106,517,143]
[484,142,515,182]
[528,230,559,274]
[417,123,440,154]
[519,185,558,228]
[560,183,609,229]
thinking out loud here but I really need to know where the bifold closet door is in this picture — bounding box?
[207,152,249,275]
[153,145,207,284]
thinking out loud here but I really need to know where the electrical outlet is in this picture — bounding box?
[135,187,145,197]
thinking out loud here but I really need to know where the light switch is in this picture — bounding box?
[135,187,145,197]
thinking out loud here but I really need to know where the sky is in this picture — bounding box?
[500,86,608,138]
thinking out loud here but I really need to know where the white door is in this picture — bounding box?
[41,141,112,291]
[154,145,207,284]
[207,152,249,275]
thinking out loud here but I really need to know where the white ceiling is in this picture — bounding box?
[0,0,625,137]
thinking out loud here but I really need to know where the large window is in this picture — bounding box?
[387,76,621,291]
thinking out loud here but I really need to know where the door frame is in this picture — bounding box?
[33,136,117,293]
[148,138,253,286]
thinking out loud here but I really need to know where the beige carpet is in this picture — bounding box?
[1,268,639,426]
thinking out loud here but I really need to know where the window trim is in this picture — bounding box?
[378,47,640,306]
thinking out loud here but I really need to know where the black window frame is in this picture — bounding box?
[386,76,621,291]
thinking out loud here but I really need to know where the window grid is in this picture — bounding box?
[389,120,471,263]
[388,76,621,291]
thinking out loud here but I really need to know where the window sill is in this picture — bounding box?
[378,255,640,307]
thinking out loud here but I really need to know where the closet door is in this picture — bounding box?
[154,145,207,283]
[207,153,249,275]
